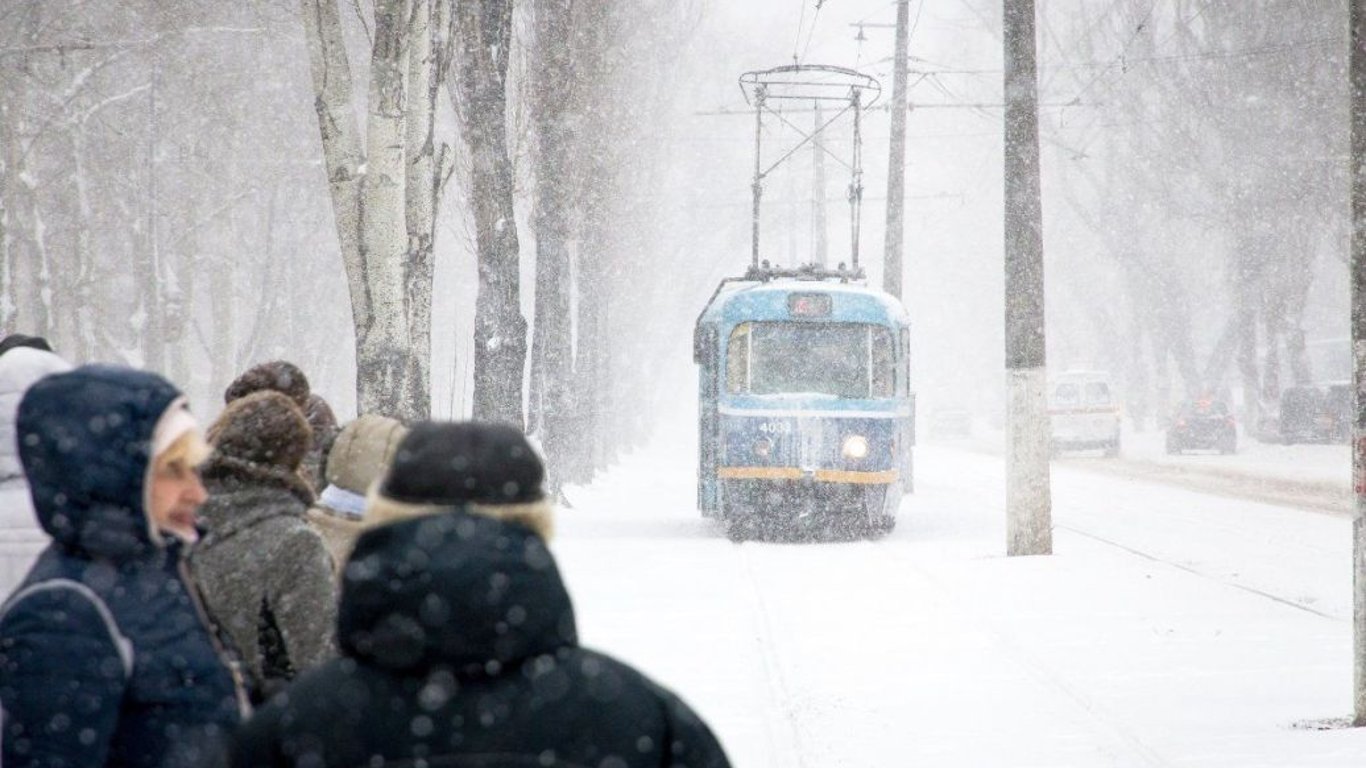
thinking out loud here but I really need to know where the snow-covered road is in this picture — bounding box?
[555,422,1366,766]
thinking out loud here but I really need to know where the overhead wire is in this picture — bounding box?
[792,0,808,64]
[800,0,825,63]
[1066,0,1163,107]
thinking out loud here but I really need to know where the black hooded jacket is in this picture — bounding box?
[0,365,246,768]
[231,510,730,768]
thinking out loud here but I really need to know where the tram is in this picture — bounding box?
[694,64,913,539]
[694,265,913,538]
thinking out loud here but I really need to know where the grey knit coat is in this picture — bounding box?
[191,457,337,702]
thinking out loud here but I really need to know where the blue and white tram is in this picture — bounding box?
[694,271,915,539]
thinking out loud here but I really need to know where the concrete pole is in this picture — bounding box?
[882,0,909,300]
[1003,0,1051,556]
[1349,0,1366,726]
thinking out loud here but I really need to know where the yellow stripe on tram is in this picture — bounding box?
[717,467,898,484]
[814,469,899,484]
[716,467,804,480]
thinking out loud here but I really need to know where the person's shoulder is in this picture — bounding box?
[263,514,332,559]
[560,647,676,703]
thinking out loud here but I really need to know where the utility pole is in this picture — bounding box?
[1003,0,1051,557]
[882,0,909,300]
[1349,0,1366,726]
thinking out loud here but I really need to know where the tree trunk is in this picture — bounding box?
[403,0,439,420]
[69,124,98,362]
[0,104,18,335]
[356,0,416,417]
[529,0,577,491]
[456,0,527,428]
[300,0,433,422]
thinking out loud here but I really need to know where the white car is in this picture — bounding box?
[1048,371,1121,457]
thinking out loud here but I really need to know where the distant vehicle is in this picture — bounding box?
[928,407,973,440]
[694,269,914,540]
[1166,399,1237,455]
[1048,371,1121,457]
[1278,384,1350,444]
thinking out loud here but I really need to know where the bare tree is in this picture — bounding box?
[527,0,577,490]
[299,0,448,420]
[453,0,526,427]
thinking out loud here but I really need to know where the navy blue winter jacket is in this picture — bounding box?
[0,365,247,768]
[231,510,731,768]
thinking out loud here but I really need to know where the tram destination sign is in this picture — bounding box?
[788,293,832,318]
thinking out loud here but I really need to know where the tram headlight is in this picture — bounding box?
[753,437,773,458]
[841,435,870,460]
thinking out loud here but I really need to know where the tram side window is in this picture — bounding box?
[870,327,894,398]
[726,323,751,394]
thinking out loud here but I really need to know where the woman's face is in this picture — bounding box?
[149,459,208,542]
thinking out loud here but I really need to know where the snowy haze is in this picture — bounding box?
[2,0,1362,764]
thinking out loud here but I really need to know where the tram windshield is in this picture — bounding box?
[727,322,894,399]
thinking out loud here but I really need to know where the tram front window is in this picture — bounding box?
[727,322,893,398]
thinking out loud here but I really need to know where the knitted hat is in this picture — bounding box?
[207,390,313,471]
[224,360,310,409]
[325,414,408,494]
[378,421,544,506]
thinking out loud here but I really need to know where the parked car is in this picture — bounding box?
[1166,398,1236,455]
[1048,371,1121,457]
[1278,384,1350,444]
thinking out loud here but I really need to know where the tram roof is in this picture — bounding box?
[698,279,909,327]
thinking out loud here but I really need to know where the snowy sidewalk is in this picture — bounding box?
[553,430,1366,767]
[957,424,1352,515]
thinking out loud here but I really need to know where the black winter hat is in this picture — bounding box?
[379,421,545,505]
[0,334,53,356]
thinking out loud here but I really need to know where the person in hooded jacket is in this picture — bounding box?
[231,421,731,768]
[191,390,337,705]
[305,413,407,572]
[0,344,71,597]
[0,365,249,768]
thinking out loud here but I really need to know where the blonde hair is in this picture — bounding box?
[154,429,212,473]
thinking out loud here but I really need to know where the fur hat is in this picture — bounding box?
[207,390,313,471]
[304,394,339,452]
[224,360,310,409]
[366,421,551,540]
[0,334,53,357]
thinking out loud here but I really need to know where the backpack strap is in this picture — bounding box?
[0,579,134,680]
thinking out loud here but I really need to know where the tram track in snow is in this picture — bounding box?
[860,538,1178,768]
[1051,522,1344,622]
[731,542,811,768]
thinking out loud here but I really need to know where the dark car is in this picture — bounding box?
[1166,399,1236,455]
[1278,384,1350,444]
